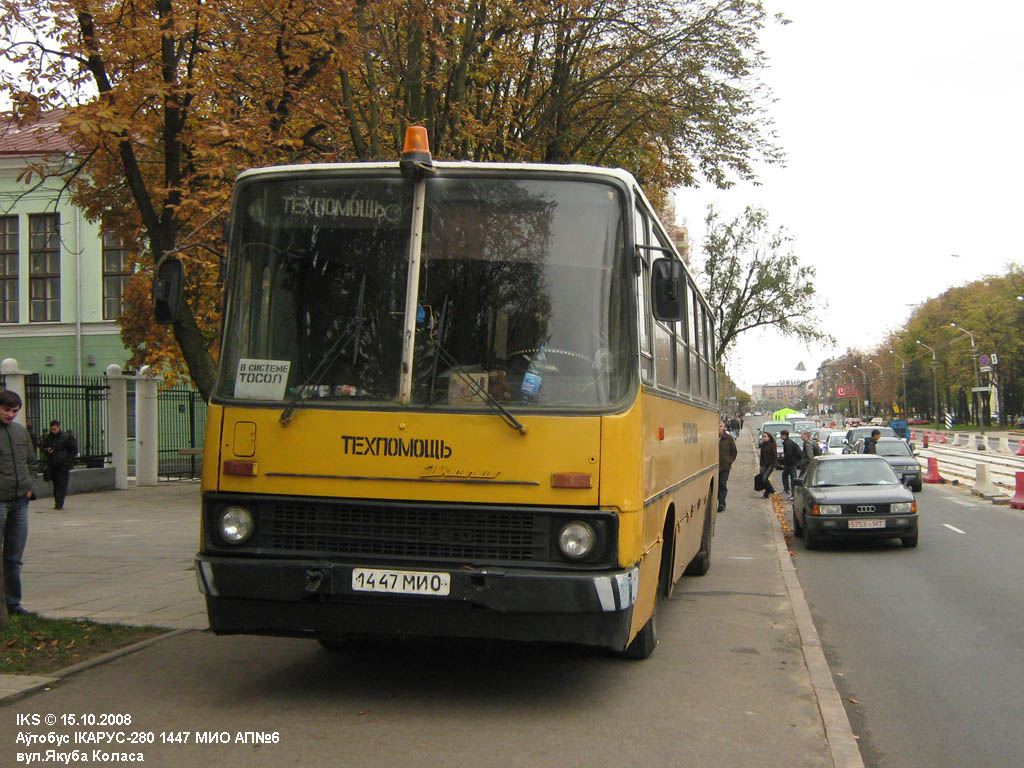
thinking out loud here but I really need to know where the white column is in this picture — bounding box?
[106,364,129,489]
[1,358,28,427]
[134,366,160,486]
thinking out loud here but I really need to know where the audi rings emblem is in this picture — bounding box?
[855,505,876,514]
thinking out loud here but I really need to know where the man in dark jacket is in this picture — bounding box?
[780,429,802,497]
[0,390,37,616]
[718,421,738,513]
[863,429,881,454]
[41,419,77,510]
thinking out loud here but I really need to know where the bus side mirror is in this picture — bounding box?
[651,257,684,321]
[153,257,184,324]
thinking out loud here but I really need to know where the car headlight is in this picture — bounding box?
[218,505,254,544]
[558,521,596,559]
[891,502,913,515]
[814,504,842,515]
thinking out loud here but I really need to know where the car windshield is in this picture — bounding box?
[811,459,899,486]
[827,434,845,448]
[875,441,912,457]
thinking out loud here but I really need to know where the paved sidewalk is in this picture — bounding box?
[19,481,206,630]
[3,453,863,767]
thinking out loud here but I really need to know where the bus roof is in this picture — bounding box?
[235,161,642,187]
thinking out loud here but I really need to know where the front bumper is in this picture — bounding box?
[900,469,922,486]
[196,555,639,650]
[806,515,918,539]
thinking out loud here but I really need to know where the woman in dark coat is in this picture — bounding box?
[758,432,777,498]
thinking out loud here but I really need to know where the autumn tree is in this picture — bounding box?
[1,0,783,398]
[699,205,832,362]
[892,267,1024,426]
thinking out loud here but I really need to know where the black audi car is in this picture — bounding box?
[852,436,923,492]
[792,455,918,549]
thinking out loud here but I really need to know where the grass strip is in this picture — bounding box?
[1,613,166,675]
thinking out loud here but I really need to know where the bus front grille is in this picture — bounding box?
[261,501,550,563]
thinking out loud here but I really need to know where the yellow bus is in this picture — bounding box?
[182,128,719,658]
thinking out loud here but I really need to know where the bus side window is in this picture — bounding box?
[634,204,653,383]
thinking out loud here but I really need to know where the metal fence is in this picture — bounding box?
[157,385,207,480]
[23,374,110,467]
[2,373,206,480]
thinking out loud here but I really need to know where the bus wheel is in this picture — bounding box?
[623,518,671,660]
[623,610,657,660]
[317,633,352,652]
[684,495,713,576]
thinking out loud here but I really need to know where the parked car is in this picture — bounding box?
[842,426,897,452]
[852,437,922,491]
[869,417,887,426]
[907,418,929,425]
[791,455,918,549]
[792,420,817,435]
[760,420,791,442]
[825,432,847,456]
[810,428,835,451]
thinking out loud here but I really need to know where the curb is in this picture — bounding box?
[0,628,191,704]
[766,498,865,768]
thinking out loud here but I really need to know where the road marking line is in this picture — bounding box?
[949,499,975,507]
[943,524,967,534]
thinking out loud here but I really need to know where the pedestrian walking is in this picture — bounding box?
[863,429,881,454]
[40,419,77,510]
[758,432,777,498]
[799,429,819,478]
[780,429,801,497]
[0,389,37,616]
[718,421,738,513]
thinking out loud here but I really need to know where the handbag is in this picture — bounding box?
[754,472,764,492]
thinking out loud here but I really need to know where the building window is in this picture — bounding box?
[0,216,17,323]
[29,213,60,322]
[102,230,131,319]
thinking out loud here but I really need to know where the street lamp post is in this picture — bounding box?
[838,370,854,417]
[890,350,908,419]
[852,364,869,417]
[916,340,940,428]
[950,322,980,426]
[868,360,885,414]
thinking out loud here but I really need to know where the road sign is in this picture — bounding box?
[978,354,991,367]
[972,386,992,393]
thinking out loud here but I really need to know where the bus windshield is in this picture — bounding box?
[218,172,634,410]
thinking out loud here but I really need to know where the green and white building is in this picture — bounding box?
[0,109,133,376]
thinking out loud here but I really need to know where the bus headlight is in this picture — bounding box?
[218,505,254,544]
[558,521,596,559]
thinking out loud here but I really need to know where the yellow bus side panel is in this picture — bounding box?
[214,408,602,507]
[200,403,224,495]
[597,403,644,567]
[628,392,718,640]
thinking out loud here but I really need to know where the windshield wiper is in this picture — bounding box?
[280,276,366,425]
[428,342,527,435]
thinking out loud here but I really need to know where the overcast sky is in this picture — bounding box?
[676,1,1024,395]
